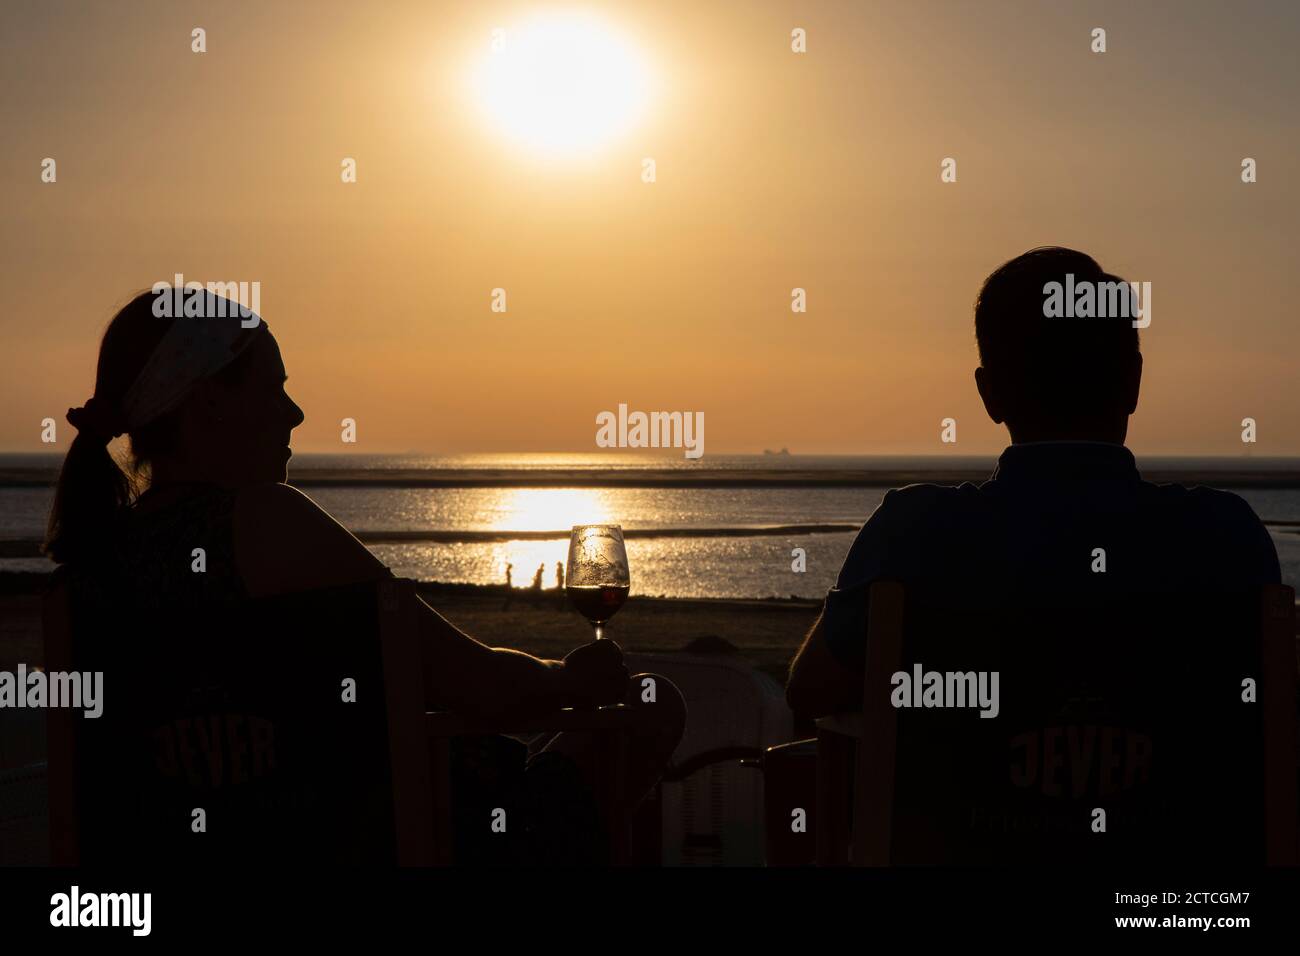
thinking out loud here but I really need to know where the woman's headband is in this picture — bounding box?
[120,293,266,430]
[67,292,266,445]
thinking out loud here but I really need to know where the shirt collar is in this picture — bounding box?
[988,441,1140,483]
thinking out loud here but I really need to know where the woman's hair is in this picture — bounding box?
[44,290,252,564]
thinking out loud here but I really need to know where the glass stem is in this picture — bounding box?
[594,623,604,640]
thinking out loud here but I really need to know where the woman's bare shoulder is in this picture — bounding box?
[234,482,339,533]
[232,482,391,597]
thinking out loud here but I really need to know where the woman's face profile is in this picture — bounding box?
[196,331,305,484]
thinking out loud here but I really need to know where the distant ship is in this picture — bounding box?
[763,447,791,457]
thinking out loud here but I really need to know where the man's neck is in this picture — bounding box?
[1007,423,1128,445]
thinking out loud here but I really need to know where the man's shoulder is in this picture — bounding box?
[863,480,987,536]
[1139,480,1264,526]
[832,481,988,620]
[1138,480,1280,583]
[877,480,983,514]
[836,482,983,586]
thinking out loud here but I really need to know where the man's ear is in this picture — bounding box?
[975,367,1004,424]
[1122,352,1143,415]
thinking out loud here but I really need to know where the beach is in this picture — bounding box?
[0,573,817,688]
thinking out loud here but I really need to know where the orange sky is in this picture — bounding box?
[2,0,1298,455]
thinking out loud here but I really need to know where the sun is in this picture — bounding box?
[471,12,652,157]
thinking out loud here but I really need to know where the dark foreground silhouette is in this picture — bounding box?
[783,248,1290,865]
[46,289,684,864]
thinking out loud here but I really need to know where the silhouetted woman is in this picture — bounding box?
[46,289,684,864]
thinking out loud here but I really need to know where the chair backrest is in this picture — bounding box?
[855,581,1297,865]
[43,574,434,865]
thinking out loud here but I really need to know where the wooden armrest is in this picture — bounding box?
[765,737,818,757]
[814,712,865,739]
[425,704,637,738]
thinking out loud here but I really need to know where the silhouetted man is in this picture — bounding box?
[786,247,1281,717]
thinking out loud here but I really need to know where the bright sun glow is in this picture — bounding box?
[472,13,651,156]
[486,488,614,533]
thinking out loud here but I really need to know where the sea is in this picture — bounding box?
[1,453,1297,599]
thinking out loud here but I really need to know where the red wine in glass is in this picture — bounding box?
[565,525,630,639]
[566,584,630,627]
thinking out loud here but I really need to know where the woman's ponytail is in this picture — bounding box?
[44,427,136,564]
[43,292,176,565]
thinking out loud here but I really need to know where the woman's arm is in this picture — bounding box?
[231,482,605,719]
[413,593,570,719]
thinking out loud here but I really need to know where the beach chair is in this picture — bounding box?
[43,575,638,866]
[624,650,792,865]
[808,581,1298,865]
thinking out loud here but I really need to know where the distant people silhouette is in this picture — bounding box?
[47,289,685,864]
[528,562,545,608]
[786,247,1281,716]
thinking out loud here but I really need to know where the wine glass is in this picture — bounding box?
[565,524,630,640]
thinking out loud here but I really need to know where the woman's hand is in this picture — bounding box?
[560,639,630,709]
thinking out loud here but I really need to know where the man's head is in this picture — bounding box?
[974,246,1142,444]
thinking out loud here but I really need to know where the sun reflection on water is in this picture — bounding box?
[485,488,616,533]
[481,488,618,589]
